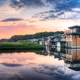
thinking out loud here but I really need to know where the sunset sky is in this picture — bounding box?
[0,0,80,39]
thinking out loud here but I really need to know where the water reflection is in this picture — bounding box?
[0,52,79,80]
[0,52,64,66]
[65,49,80,61]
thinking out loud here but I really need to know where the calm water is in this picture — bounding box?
[0,52,79,80]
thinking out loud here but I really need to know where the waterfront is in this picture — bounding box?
[0,52,79,80]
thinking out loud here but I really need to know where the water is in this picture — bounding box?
[0,52,79,80]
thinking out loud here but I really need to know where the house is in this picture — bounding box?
[65,26,80,49]
[64,26,80,69]
[51,34,66,59]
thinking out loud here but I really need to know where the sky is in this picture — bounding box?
[0,0,80,39]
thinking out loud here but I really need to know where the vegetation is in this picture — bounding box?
[8,32,55,42]
[0,31,64,42]
[0,31,64,52]
[0,41,44,51]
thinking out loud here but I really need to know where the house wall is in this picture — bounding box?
[65,35,80,48]
[71,49,80,62]
[65,35,72,48]
[72,36,80,61]
[65,35,80,62]
[65,49,80,62]
[64,27,80,62]
[72,35,80,48]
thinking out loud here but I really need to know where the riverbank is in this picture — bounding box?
[0,42,44,51]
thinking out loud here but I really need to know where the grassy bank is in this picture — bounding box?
[0,41,44,51]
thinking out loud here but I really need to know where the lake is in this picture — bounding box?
[0,52,79,80]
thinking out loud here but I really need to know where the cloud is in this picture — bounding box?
[32,0,80,20]
[33,9,80,20]
[8,0,80,11]
[1,0,80,20]
[0,0,6,6]
[47,0,80,11]
[10,0,44,8]
[1,18,23,22]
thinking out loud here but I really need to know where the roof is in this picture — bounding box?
[69,26,80,29]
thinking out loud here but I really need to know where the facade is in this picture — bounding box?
[64,26,80,69]
[65,26,80,49]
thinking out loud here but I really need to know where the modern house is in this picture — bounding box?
[64,26,80,69]
[65,26,80,49]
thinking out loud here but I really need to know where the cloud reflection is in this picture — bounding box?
[0,52,79,80]
[0,52,64,66]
